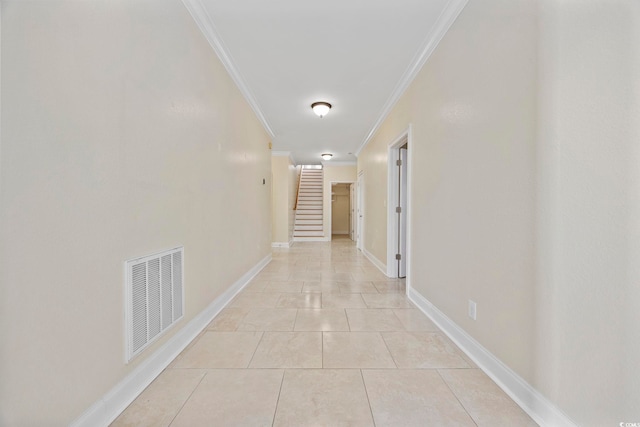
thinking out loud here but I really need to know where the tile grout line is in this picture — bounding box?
[436,368,479,427]
[292,309,300,332]
[246,331,266,368]
[390,309,407,332]
[359,369,378,427]
[270,369,287,427]
[379,332,399,369]
[167,370,208,427]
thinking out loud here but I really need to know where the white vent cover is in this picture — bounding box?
[125,246,184,362]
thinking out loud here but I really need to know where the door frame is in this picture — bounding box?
[350,183,356,241]
[328,181,356,240]
[386,126,412,289]
[357,171,364,251]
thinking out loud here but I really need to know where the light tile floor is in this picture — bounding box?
[112,236,537,427]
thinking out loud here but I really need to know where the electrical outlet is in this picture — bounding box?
[468,300,477,320]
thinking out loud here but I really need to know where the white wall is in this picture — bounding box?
[271,154,298,245]
[358,0,640,424]
[359,0,537,382]
[0,1,271,424]
[535,1,640,424]
[271,155,289,244]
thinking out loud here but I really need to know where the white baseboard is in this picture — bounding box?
[293,236,330,242]
[272,241,291,248]
[71,254,272,427]
[408,288,577,427]
[362,248,388,276]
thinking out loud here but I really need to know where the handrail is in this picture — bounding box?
[293,165,303,210]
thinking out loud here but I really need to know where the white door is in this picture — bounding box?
[398,146,408,277]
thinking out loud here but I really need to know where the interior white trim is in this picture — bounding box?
[386,126,412,283]
[271,242,291,248]
[181,0,275,139]
[293,236,331,242]
[355,0,468,156]
[70,254,272,427]
[362,248,388,276]
[408,288,577,427]
[356,170,365,251]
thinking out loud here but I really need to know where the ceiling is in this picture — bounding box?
[183,0,467,165]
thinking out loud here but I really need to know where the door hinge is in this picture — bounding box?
[396,254,402,260]
[396,206,402,213]
[396,159,402,166]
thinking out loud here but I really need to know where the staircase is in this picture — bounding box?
[293,167,324,239]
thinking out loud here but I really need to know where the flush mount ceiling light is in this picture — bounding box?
[321,153,333,161]
[311,102,332,118]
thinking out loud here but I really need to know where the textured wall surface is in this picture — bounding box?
[358,0,640,424]
[0,1,271,424]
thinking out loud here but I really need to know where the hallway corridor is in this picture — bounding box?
[113,237,536,426]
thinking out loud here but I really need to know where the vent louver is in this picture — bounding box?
[125,247,184,362]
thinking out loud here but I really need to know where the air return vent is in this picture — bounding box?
[125,246,184,362]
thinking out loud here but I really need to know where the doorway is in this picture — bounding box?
[331,183,354,239]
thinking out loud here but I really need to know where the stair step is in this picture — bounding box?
[294,230,324,237]
[297,209,322,214]
[296,214,322,220]
[295,225,323,231]
[296,169,323,236]
[296,220,323,225]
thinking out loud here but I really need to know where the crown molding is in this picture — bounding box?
[355,0,468,156]
[181,0,275,139]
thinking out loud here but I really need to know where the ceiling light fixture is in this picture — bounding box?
[311,102,332,118]
[321,153,333,161]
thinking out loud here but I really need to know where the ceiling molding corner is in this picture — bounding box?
[181,0,276,139]
[355,0,469,157]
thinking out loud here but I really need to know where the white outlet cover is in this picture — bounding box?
[468,300,477,320]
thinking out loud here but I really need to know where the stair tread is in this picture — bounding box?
[295,169,323,237]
